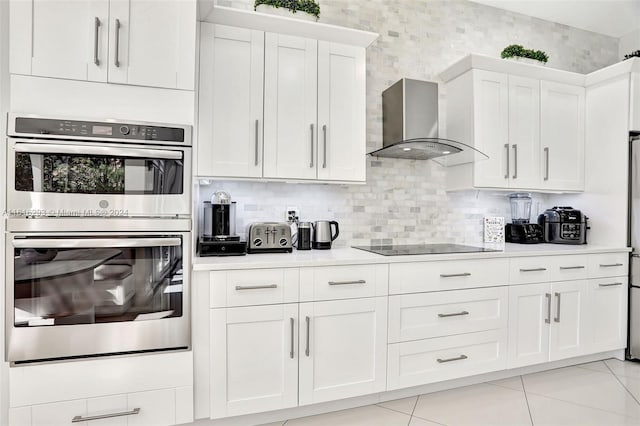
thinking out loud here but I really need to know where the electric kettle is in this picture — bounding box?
[312,221,339,249]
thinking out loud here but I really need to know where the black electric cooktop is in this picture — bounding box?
[352,243,500,256]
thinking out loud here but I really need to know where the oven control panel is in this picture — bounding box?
[12,117,186,143]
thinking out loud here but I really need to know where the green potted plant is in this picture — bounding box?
[501,44,549,65]
[624,50,640,60]
[254,0,320,21]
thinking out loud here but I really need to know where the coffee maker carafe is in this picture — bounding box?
[198,191,246,256]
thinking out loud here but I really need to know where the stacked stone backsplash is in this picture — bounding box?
[203,0,618,248]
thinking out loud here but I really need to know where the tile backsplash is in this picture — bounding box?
[202,0,619,248]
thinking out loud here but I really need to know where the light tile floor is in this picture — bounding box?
[260,359,640,426]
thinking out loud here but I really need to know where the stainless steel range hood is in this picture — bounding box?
[369,78,487,166]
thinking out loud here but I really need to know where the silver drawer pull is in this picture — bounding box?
[559,266,585,270]
[440,272,471,278]
[235,284,278,290]
[554,292,561,323]
[545,293,551,324]
[600,263,624,267]
[599,282,623,287]
[437,354,468,363]
[438,311,469,318]
[520,268,547,272]
[72,408,140,423]
[328,280,366,286]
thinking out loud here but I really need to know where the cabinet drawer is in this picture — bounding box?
[509,256,552,284]
[588,252,629,278]
[299,264,388,301]
[388,287,508,343]
[551,255,589,281]
[389,258,508,294]
[210,269,299,308]
[387,329,507,390]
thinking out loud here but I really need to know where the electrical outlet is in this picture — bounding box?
[286,206,299,223]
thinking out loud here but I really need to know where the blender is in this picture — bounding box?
[505,193,544,244]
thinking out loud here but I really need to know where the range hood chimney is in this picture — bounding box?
[369,78,487,166]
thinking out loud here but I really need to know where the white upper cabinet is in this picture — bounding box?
[10,0,196,90]
[540,81,585,191]
[508,75,541,189]
[198,24,264,177]
[263,33,318,180]
[317,42,367,182]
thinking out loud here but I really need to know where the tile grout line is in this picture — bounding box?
[605,361,640,407]
[520,375,535,426]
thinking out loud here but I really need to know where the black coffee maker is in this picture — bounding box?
[198,191,246,256]
[504,193,544,244]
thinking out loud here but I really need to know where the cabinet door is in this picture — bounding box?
[10,0,109,81]
[472,70,509,188]
[210,304,298,418]
[317,42,366,182]
[264,33,318,180]
[549,280,589,361]
[108,0,196,90]
[540,81,585,191]
[507,283,550,368]
[198,24,264,178]
[298,297,387,405]
[589,278,628,352]
[508,75,540,188]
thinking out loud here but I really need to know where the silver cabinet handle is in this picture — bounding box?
[322,124,327,168]
[600,263,624,267]
[289,317,294,359]
[559,266,585,270]
[114,18,121,67]
[13,237,180,249]
[437,354,468,363]
[512,144,518,179]
[545,293,551,324]
[72,408,140,423]
[93,17,101,66]
[438,311,469,318]
[554,292,561,323]
[504,143,509,179]
[309,124,314,168]
[305,316,310,357]
[254,119,259,166]
[440,272,471,278]
[599,282,623,287]
[520,268,547,272]
[544,147,549,181]
[328,280,366,286]
[234,284,278,291]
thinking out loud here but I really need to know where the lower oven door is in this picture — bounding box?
[6,232,190,363]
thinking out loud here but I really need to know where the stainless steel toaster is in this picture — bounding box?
[247,222,293,253]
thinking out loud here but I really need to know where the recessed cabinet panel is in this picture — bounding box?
[508,75,540,188]
[507,283,550,368]
[549,280,588,361]
[589,277,627,352]
[263,33,318,179]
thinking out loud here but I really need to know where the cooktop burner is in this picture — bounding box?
[352,243,500,256]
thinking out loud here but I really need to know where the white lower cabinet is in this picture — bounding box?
[299,297,387,405]
[589,277,628,352]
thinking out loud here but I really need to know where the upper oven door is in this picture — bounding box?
[7,139,192,217]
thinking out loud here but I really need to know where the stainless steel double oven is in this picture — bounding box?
[5,114,192,363]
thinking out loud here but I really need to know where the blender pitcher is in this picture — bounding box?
[509,193,532,224]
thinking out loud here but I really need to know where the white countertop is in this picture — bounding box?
[192,243,631,271]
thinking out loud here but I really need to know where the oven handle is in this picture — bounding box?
[13,237,181,249]
[14,143,183,160]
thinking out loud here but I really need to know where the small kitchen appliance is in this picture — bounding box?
[198,191,246,256]
[537,206,588,244]
[247,222,293,253]
[296,222,312,250]
[504,193,544,244]
[312,221,339,249]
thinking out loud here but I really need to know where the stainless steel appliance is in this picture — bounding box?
[5,219,191,363]
[7,114,192,218]
[296,222,312,250]
[247,222,293,253]
[370,79,488,166]
[312,220,339,249]
[352,244,500,256]
[538,206,588,244]
[198,191,246,256]
[627,133,640,359]
[505,193,543,244]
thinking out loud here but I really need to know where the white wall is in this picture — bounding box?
[620,28,640,60]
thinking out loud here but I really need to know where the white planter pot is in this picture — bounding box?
[256,4,318,22]
[505,56,546,66]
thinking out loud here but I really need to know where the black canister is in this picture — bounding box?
[297,222,312,250]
